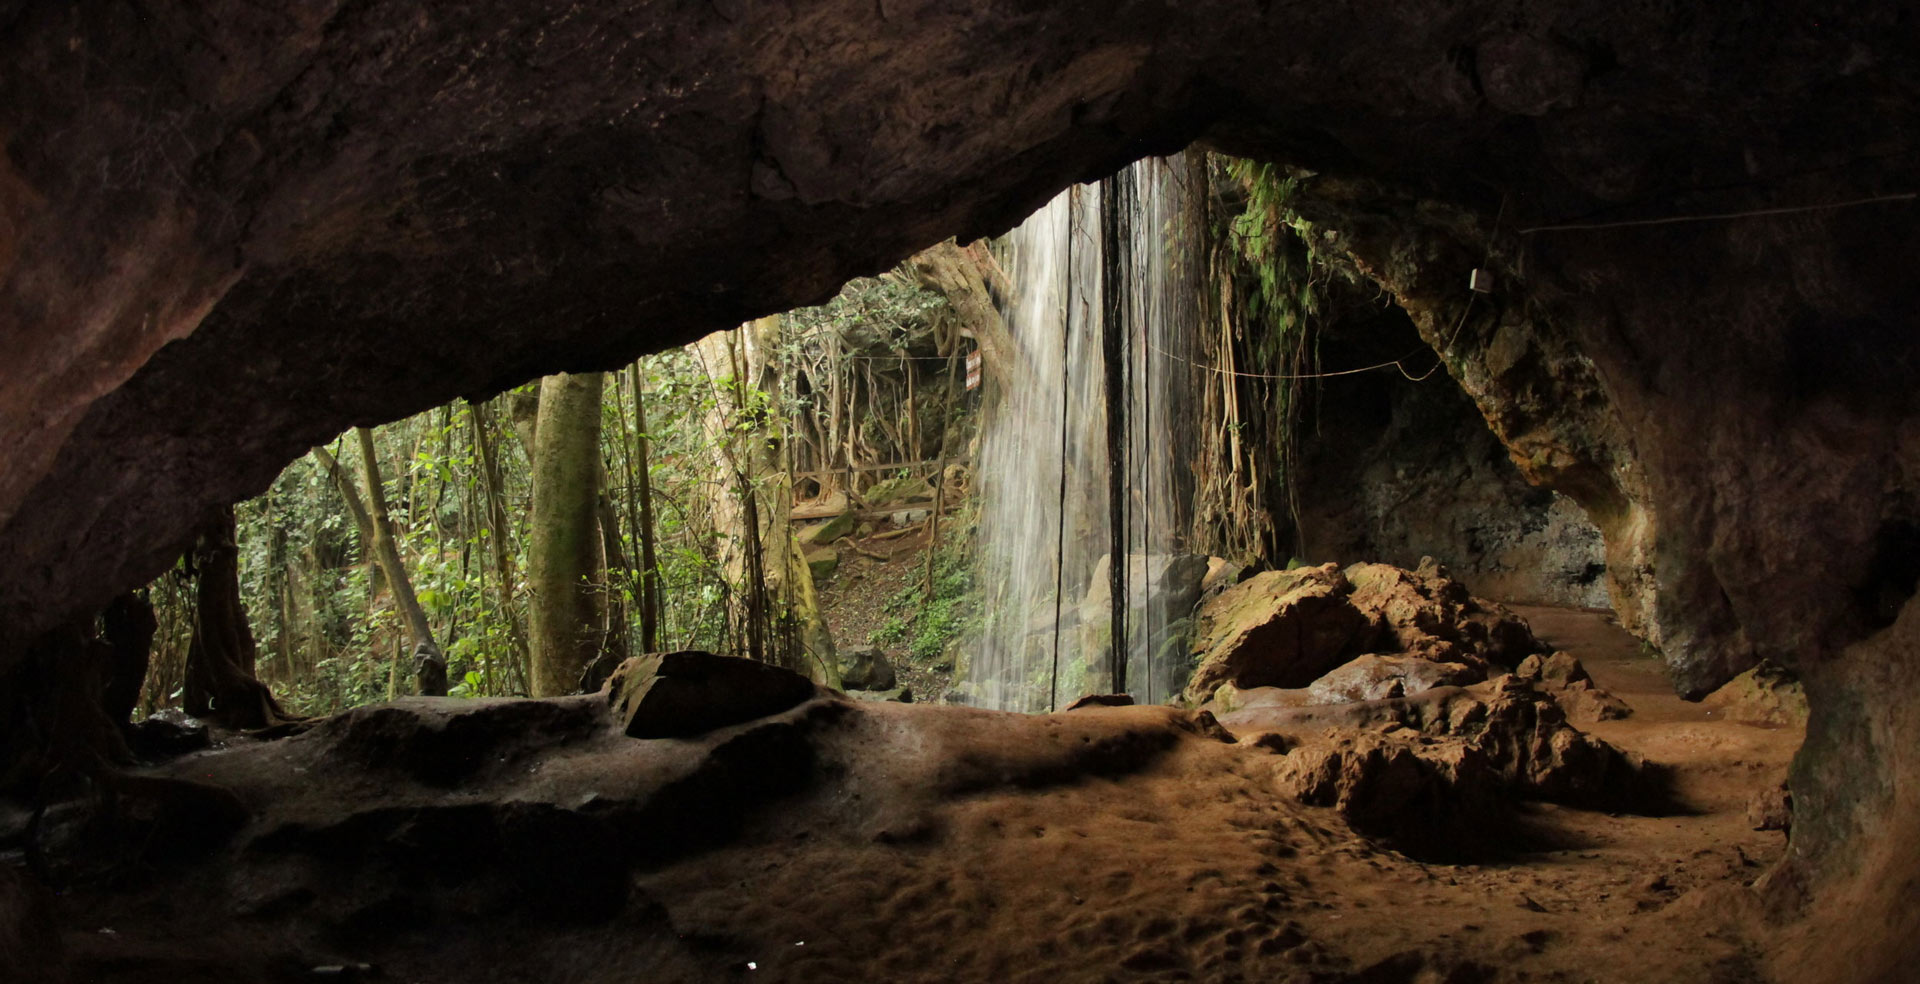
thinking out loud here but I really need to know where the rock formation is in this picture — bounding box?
[2,3,1918,976]
[1184,560,1540,703]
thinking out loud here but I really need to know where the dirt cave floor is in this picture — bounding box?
[27,606,1800,984]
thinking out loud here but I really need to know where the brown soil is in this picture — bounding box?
[31,605,1801,984]
[814,518,957,704]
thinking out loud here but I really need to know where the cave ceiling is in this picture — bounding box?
[1,0,1915,665]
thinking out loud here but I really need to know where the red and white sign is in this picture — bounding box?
[965,351,982,390]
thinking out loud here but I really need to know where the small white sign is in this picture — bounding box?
[965,351,982,390]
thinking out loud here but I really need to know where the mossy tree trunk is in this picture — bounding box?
[693,321,839,685]
[527,371,608,696]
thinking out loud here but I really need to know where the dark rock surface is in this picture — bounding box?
[1291,301,1610,608]
[608,651,819,739]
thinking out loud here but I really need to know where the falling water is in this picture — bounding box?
[970,156,1203,712]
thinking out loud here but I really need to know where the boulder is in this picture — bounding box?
[1182,560,1544,706]
[1082,552,1212,630]
[1184,564,1372,702]
[1244,676,1655,851]
[1702,660,1807,727]
[1342,558,1542,671]
[607,651,819,739]
[1512,652,1633,722]
[838,647,898,691]
[805,545,840,582]
[1304,654,1482,704]
[798,510,857,546]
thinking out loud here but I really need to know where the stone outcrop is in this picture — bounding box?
[607,651,819,740]
[1184,564,1373,701]
[1234,676,1656,852]
[1513,652,1633,723]
[1184,561,1540,703]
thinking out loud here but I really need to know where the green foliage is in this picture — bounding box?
[148,271,967,718]
[783,275,947,352]
[871,530,980,663]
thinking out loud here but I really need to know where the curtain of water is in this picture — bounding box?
[971,156,1202,712]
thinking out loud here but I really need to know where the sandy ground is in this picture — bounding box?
[37,606,1803,984]
[634,608,1802,983]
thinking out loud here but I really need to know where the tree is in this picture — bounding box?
[184,505,292,728]
[526,371,608,696]
[693,320,839,685]
[311,430,445,695]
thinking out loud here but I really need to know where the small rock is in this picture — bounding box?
[837,647,897,691]
[1304,654,1482,704]
[1747,783,1792,832]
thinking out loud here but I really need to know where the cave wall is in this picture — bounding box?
[1291,304,1608,609]
[4,3,1919,977]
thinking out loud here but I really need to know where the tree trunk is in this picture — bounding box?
[526,371,608,696]
[693,321,839,685]
[312,437,445,695]
[184,505,291,729]
[630,364,663,653]
[470,399,531,692]
[909,240,1021,399]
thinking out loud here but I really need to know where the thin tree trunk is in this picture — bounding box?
[631,364,663,653]
[527,371,608,696]
[313,437,445,694]
[470,399,531,693]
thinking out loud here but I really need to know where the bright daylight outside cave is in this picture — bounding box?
[2,4,1917,983]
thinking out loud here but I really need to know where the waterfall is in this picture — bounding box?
[969,156,1203,712]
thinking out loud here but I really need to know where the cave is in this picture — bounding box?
[4,3,1918,982]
